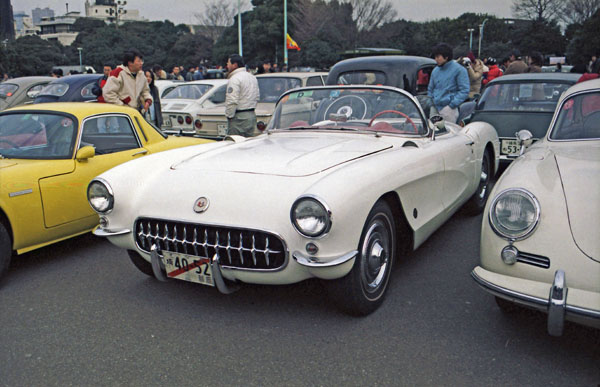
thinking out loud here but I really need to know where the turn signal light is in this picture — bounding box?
[195,120,202,129]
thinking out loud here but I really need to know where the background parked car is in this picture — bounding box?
[0,102,212,281]
[34,74,103,104]
[472,79,600,336]
[460,73,579,164]
[195,72,328,139]
[155,79,185,99]
[0,76,54,111]
[160,79,228,136]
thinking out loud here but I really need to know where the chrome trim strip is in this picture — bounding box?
[293,250,357,268]
[471,269,548,307]
[8,188,33,197]
[548,270,567,336]
[93,228,131,237]
[133,217,289,272]
[472,269,600,333]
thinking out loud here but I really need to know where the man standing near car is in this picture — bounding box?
[428,43,469,123]
[103,49,152,113]
[225,54,259,137]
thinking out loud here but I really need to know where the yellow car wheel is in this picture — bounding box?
[0,223,12,282]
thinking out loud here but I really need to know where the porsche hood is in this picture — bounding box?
[554,145,600,261]
[172,134,392,177]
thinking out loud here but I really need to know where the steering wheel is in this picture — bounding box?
[0,139,21,149]
[323,95,369,121]
[368,110,418,133]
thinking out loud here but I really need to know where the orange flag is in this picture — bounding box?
[286,34,300,51]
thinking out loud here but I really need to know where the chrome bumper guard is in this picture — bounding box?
[293,250,357,268]
[150,244,239,294]
[471,269,600,336]
[93,228,131,237]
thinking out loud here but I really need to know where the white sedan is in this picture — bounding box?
[88,85,499,315]
[472,79,600,335]
[159,79,228,136]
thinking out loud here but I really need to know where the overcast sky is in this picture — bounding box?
[15,0,514,25]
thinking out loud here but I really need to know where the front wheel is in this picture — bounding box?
[464,149,492,215]
[327,200,396,316]
[0,222,12,283]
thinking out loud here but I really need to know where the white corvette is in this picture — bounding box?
[472,79,600,335]
[88,85,499,315]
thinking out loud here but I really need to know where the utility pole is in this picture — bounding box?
[237,0,242,56]
[478,18,489,58]
[467,28,474,52]
[284,0,288,68]
[77,47,82,72]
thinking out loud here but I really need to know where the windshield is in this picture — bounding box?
[336,71,387,86]
[478,82,572,112]
[267,86,427,135]
[550,92,600,140]
[0,83,18,97]
[39,82,69,97]
[0,113,77,159]
[258,77,302,103]
[163,84,213,100]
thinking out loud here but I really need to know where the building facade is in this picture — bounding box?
[32,7,54,25]
[0,0,15,40]
[38,12,80,46]
[84,0,144,23]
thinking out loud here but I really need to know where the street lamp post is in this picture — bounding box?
[478,18,489,58]
[77,47,83,73]
[467,28,474,52]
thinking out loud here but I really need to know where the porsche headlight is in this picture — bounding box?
[291,196,331,238]
[489,188,540,240]
[87,178,114,214]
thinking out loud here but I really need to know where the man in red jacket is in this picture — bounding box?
[103,49,152,112]
[483,57,503,86]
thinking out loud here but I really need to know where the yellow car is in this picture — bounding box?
[0,102,211,280]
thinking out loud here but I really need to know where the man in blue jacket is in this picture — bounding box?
[428,43,469,123]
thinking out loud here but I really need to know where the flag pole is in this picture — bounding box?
[284,0,288,69]
[238,0,243,56]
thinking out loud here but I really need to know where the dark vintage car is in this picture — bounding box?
[326,55,436,96]
[461,73,580,163]
[0,76,54,111]
[34,74,103,104]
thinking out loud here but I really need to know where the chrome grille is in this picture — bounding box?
[134,218,287,271]
[517,251,550,269]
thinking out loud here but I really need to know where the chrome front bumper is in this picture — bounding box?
[472,268,600,336]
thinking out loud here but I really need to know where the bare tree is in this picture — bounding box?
[194,0,250,43]
[561,0,600,23]
[511,0,564,22]
[290,0,338,43]
[341,0,398,31]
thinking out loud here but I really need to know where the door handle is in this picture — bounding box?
[132,149,148,157]
[465,141,474,146]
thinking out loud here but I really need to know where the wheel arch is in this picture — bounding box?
[0,206,14,250]
[379,191,414,255]
[484,141,496,177]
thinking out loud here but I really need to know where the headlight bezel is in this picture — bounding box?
[87,178,114,214]
[489,188,540,241]
[290,195,332,239]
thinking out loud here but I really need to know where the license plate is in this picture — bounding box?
[162,251,214,286]
[501,139,520,156]
[217,123,228,136]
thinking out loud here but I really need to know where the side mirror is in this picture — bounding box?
[76,145,95,161]
[516,129,533,155]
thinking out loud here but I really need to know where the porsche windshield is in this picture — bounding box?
[550,91,600,140]
[0,113,77,159]
[267,87,427,135]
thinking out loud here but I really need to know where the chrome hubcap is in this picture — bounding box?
[478,157,489,199]
[360,216,391,292]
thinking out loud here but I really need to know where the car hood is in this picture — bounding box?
[554,144,600,260]
[172,133,393,177]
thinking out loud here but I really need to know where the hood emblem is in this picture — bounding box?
[193,197,210,213]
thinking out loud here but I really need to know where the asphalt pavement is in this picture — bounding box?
[1,210,598,386]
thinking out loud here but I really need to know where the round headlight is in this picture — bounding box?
[291,196,331,238]
[87,179,114,214]
[489,188,540,240]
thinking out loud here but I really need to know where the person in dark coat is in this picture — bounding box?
[144,69,163,128]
